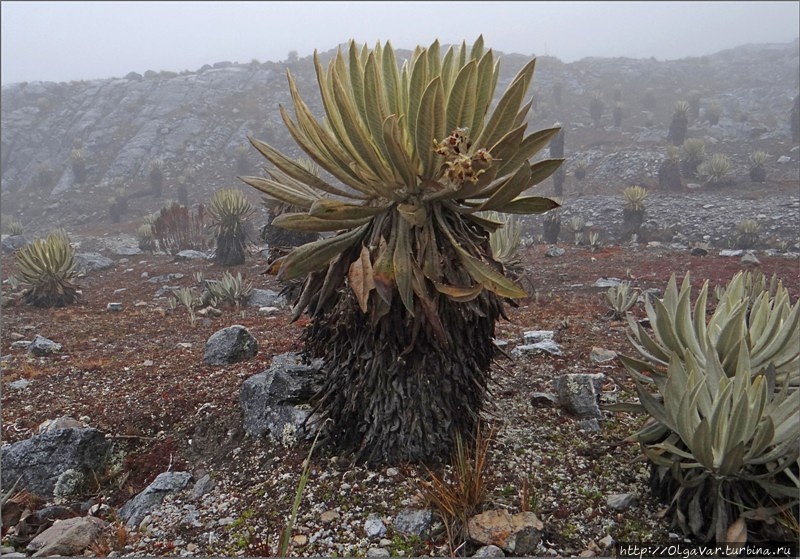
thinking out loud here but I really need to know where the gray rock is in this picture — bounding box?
[203,325,258,365]
[740,252,761,266]
[2,235,30,253]
[118,471,192,529]
[8,379,30,390]
[593,277,623,288]
[522,330,554,344]
[606,492,638,511]
[544,246,565,257]
[511,339,563,358]
[189,473,215,500]
[366,548,391,557]
[106,302,123,312]
[175,250,209,260]
[1,427,111,498]
[554,373,606,419]
[28,334,62,356]
[589,347,617,364]
[73,252,114,273]
[248,288,286,309]
[240,352,325,440]
[147,272,185,284]
[38,416,84,433]
[530,392,558,407]
[720,249,744,257]
[393,508,433,537]
[474,544,506,557]
[580,418,602,432]
[364,513,387,538]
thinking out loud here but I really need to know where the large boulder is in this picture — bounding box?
[240,351,325,442]
[73,252,114,273]
[1,427,111,499]
[203,325,258,365]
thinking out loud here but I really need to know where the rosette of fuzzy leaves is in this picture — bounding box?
[239,37,562,464]
[15,230,80,307]
[240,37,560,326]
[618,272,799,543]
[208,188,254,266]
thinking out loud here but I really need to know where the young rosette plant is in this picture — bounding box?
[208,188,255,266]
[239,37,562,464]
[618,272,799,543]
[15,230,80,307]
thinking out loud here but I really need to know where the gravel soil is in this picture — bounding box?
[1,224,799,557]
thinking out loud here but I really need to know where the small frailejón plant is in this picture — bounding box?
[658,146,684,191]
[574,159,588,181]
[149,158,164,197]
[542,205,562,244]
[748,151,768,183]
[568,215,586,246]
[698,153,731,187]
[667,100,690,146]
[4,218,24,236]
[680,138,705,178]
[239,36,562,464]
[735,218,760,250]
[622,185,647,240]
[605,280,638,320]
[617,272,799,543]
[201,271,253,309]
[15,230,80,307]
[207,188,255,266]
[705,101,722,125]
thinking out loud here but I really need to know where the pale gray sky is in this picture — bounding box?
[1,1,798,85]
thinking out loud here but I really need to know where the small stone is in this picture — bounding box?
[523,330,554,344]
[364,513,387,538]
[258,306,280,315]
[544,246,565,257]
[379,538,393,547]
[142,360,154,367]
[292,534,308,546]
[589,347,617,364]
[740,252,761,266]
[320,510,340,524]
[530,392,558,407]
[367,548,390,557]
[719,249,744,257]
[9,379,31,390]
[579,550,596,557]
[473,545,506,557]
[580,418,601,432]
[606,493,637,511]
[599,534,614,549]
[593,277,622,288]
[386,467,399,477]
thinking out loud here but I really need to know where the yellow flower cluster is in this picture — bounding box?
[434,128,493,187]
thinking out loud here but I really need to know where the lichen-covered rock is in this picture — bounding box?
[1,427,110,498]
[203,325,258,365]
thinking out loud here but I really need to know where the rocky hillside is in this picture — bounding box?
[1,40,798,238]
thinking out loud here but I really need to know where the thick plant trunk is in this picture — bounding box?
[215,232,246,266]
[304,288,503,465]
[622,208,645,239]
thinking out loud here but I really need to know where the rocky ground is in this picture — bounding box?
[1,219,798,556]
